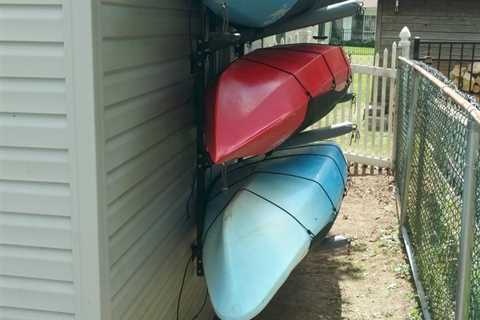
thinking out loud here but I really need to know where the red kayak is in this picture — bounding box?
[205,44,351,164]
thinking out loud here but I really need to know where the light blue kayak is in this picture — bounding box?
[203,0,352,28]
[203,0,306,28]
[202,142,348,320]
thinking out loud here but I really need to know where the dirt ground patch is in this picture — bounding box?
[255,174,421,320]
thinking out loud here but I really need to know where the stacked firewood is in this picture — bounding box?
[449,63,480,94]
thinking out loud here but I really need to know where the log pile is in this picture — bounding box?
[449,62,480,94]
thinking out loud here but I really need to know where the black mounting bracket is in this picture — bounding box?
[191,242,204,276]
[191,37,208,276]
[192,148,212,277]
[190,10,245,278]
[191,32,242,73]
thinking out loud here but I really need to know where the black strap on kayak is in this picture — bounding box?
[242,188,314,237]
[203,166,343,241]
[206,151,347,194]
[254,170,337,214]
[242,57,313,98]
[202,187,244,244]
[202,185,315,245]
[221,142,346,175]
[208,170,257,201]
[320,54,337,90]
[252,153,347,191]
[276,142,348,167]
[269,46,337,90]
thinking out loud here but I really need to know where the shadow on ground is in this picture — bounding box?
[253,175,418,320]
[255,237,365,320]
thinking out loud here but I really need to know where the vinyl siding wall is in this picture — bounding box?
[95,1,212,319]
[376,0,480,52]
[0,1,77,319]
[0,1,212,319]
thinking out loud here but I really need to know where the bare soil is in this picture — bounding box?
[255,174,420,320]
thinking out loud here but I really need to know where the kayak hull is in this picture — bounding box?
[203,0,316,28]
[202,0,357,29]
[203,142,348,320]
[205,44,351,164]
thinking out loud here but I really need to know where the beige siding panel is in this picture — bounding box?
[105,104,193,171]
[0,147,69,183]
[0,2,78,319]
[0,114,68,149]
[145,269,209,320]
[0,43,64,78]
[0,0,62,4]
[0,4,63,42]
[0,245,73,282]
[99,2,211,319]
[122,233,210,320]
[109,168,193,271]
[104,80,192,139]
[106,147,195,236]
[0,276,74,314]
[112,213,194,319]
[0,306,74,320]
[101,4,193,39]
[0,181,71,216]
[105,129,195,204]
[103,59,192,107]
[0,212,72,250]
[101,0,192,10]
[0,78,66,115]
[102,36,191,73]
[110,195,192,305]
[123,246,193,320]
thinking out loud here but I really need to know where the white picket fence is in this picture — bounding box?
[247,28,404,168]
[317,43,398,168]
[246,26,322,52]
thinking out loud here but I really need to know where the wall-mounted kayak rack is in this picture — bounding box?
[191,0,362,279]
[194,0,363,59]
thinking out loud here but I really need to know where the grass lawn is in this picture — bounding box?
[342,46,375,56]
[342,46,375,65]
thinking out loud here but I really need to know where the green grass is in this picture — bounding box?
[342,46,375,56]
[342,46,375,65]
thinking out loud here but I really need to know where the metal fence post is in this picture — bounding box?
[413,36,421,60]
[455,119,480,320]
[392,61,401,170]
[400,69,420,227]
[390,42,398,170]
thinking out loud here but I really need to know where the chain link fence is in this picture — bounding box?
[395,57,480,319]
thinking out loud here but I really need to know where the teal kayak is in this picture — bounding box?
[203,0,361,29]
[202,142,348,320]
